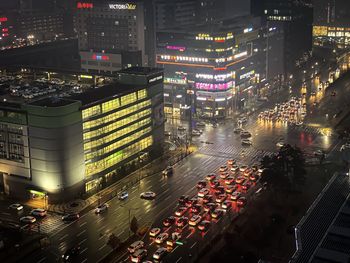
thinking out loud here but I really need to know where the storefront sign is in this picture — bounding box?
[148,75,163,83]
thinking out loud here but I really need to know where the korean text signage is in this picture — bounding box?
[148,75,163,83]
[77,2,93,9]
[109,3,136,10]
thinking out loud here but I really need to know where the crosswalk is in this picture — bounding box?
[198,143,274,166]
[29,213,66,235]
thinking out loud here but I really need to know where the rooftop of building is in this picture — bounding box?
[0,66,163,108]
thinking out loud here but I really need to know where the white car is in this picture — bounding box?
[153,247,167,260]
[118,191,128,200]
[219,165,228,172]
[20,216,36,224]
[95,203,109,214]
[140,192,156,199]
[149,227,161,237]
[9,203,23,211]
[198,188,209,197]
[276,141,285,148]
[177,126,186,131]
[128,240,144,254]
[192,130,201,136]
[189,215,202,226]
[241,139,252,146]
[130,249,147,263]
[341,143,350,151]
[240,131,252,138]
[239,165,248,172]
[164,131,171,136]
[30,208,47,217]
[196,122,206,127]
[155,232,169,244]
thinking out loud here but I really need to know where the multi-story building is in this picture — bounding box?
[0,67,164,203]
[157,16,267,119]
[76,0,156,74]
[252,0,313,76]
[313,0,350,54]
[155,0,196,30]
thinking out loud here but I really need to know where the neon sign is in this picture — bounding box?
[195,81,233,91]
[0,17,8,22]
[92,54,110,61]
[77,2,93,9]
[109,3,136,10]
[166,45,186,51]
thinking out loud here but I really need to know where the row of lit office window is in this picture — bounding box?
[85,136,153,177]
[84,127,152,161]
[83,118,151,151]
[82,89,148,119]
[83,108,152,140]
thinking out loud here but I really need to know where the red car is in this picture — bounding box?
[185,197,198,208]
[176,217,188,227]
[241,180,252,191]
[249,174,258,181]
[225,185,237,194]
[197,180,207,189]
[227,159,235,166]
[220,172,229,179]
[191,204,202,214]
[237,197,247,207]
[206,174,216,181]
[214,186,225,195]
[163,216,176,227]
[225,177,235,185]
[202,194,213,204]
[175,206,187,217]
[210,180,220,188]
[178,195,189,206]
[235,176,245,184]
[198,220,211,231]
[203,203,217,212]
[215,194,227,203]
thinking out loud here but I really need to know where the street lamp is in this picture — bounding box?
[120,205,139,237]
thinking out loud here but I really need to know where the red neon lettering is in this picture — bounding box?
[2,28,8,32]
[0,17,8,22]
[214,67,227,71]
[77,2,93,9]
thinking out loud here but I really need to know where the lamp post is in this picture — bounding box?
[120,205,139,237]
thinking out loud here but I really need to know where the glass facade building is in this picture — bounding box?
[0,67,164,203]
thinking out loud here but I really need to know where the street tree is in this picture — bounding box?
[130,216,139,235]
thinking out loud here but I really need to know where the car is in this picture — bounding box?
[191,204,202,214]
[95,203,109,214]
[240,131,252,138]
[214,186,225,195]
[204,203,217,212]
[177,126,186,131]
[340,143,350,151]
[198,220,211,231]
[163,216,176,227]
[219,165,228,172]
[241,180,252,190]
[225,185,237,194]
[239,165,248,172]
[314,150,325,157]
[235,176,245,184]
[192,130,201,136]
[206,174,216,181]
[128,240,145,254]
[231,192,241,201]
[197,122,206,127]
[178,195,189,205]
[140,192,156,199]
[193,128,203,134]
[153,247,167,260]
[212,123,218,128]
[8,203,23,211]
[163,166,173,176]
[20,216,36,224]
[230,165,239,173]
[176,216,188,227]
[222,200,232,210]
[175,206,187,217]
[215,194,227,203]
[155,232,169,244]
[196,180,207,189]
[234,127,244,134]
[167,232,181,247]
[210,180,220,188]
[131,249,148,263]
[276,141,285,148]
[164,130,171,136]
[242,139,252,146]
[189,215,202,226]
[227,159,235,165]
[237,197,247,207]
[62,213,80,222]
[149,228,161,237]
[238,117,247,124]
[249,174,258,181]
[244,168,253,177]
[251,164,259,171]
[198,188,209,197]
[62,245,80,262]
[185,197,198,208]
[211,209,224,219]
[202,194,213,204]
[117,191,128,200]
[30,208,47,217]
[220,172,229,179]
[225,177,235,185]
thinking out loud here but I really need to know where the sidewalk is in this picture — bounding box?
[48,147,196,215]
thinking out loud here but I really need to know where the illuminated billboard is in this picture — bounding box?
[109,3,137,10]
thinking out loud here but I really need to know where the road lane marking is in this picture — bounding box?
[119,229,125,236]
[59,233,68,241]
[98,244,107,251]
[165,195,171,201]
[1,212,11,216]
[79,247,88,254]
[37,257,46,263]
[190,241,197,249]
[98,225,106,232]
[175,257,182,263]
[132,188,137,194]
[77,229,86,237]
[78,238,87,245]
[81,259,87,263]
[79,222,87,227]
